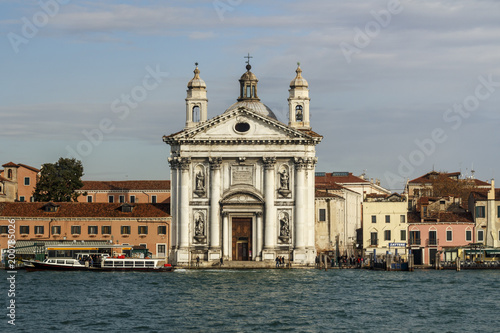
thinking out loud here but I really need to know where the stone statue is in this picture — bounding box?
[280,214,289,237]
[279,169,289,190]
[196,171,205,191]
[195,215,204,236]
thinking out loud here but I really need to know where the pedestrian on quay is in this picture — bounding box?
[196,255,200,267]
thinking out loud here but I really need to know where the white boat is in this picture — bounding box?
[99,257,174,272]
[24,258,87,271]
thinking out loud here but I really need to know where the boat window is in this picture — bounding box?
[113,261,124,267]
[57,260,65,264]
[103,261,113,267]
[135,261,144,267]
[48,259,55,263]
[124,261,134,267]
[145,261,154,267]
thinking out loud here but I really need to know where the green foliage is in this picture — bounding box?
[33,158,85,202]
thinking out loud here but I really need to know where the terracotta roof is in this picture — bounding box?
[0,175,12,182]
[315,182,345,191]
[2,162,18,167]
[0,202,170,218]
[469,189,500,201]
[409,171,461,183]
[80,180,171,191]
[407,211,473,223]
[365,193,388,199]
[316,172,368,184]
[17,163,40,173]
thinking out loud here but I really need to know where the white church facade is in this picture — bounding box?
[164,59,322,265]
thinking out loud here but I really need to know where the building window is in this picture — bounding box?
[138,226,148,235]
[30,196,34,202]
[87,195,93,203]
[51,226,61,235]
[384,230,391,241]
[466,230,472,242]
[102,225,111,235]
[476,206,485,218]
[400,215,405,223]
[192,105,200,122]
[35,226,44,235]
[446,230,453,242]
[19,196,25,202]
[158,225,167,235]
[423,206,428,217]
[20,226,29,234]
[0,226,8,234]
[319,209,326,222]
[151,195,157,204]
[385,215,390,223]
[7,169,12,179]
[119,195,125,203]
[371,215,376,223]
[497,206,500,218]
[71,225,81,235]
[429,230,437,246]
[478,230,484,242]
[410,231,420,245]
[130,195,136,203]
[400,230,406,241]
[88,226,98,235]
[121,226,131,235]
[370,232,378,246]
[24,177,30,186]
[295,105,303,121]
[157,244,166,256]
[498,230,500,241]
[108,196,114,203]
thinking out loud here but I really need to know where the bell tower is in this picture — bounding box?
[288,63,310,130]
[185,63,208,129]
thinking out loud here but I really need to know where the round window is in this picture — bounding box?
[235,122,250,133]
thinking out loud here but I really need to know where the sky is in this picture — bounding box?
[1,0,500,192]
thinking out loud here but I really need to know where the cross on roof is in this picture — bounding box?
[244,53,253,65]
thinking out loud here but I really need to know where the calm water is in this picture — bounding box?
[1,268,499,332]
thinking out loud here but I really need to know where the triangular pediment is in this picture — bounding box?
[164,107,321,144]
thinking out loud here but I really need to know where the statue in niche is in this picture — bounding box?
[196,171,205,190]
[280,214,290,238]
[279,169,289,190]
[195,215,204,236]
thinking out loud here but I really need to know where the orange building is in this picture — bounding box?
[0,162,39,202]
[0,202,171,260]
[76,180,170,204]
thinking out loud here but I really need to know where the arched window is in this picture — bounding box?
[7,169,12,179]
[295,105,303,121]
[192,106,200,122]
[246,85,251,98]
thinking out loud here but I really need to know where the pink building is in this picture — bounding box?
[408,196,474,265]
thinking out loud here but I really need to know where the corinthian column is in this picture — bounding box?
[263,157,276,250]
[294,157,307,250]
[209,157,222,251]
[167,157,178,250]
[179,157,191,249]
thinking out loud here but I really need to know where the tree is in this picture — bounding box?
[429,173,476,205]
[33,158,85,202]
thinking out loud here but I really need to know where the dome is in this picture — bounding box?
[187,65,206,89]
[224,100,278,120]
[290,65,308,88]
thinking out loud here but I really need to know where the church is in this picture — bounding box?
[163,58,322,265]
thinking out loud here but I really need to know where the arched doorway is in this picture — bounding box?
[232,217,252,261]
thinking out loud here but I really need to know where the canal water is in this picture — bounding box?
[1,268,499,332]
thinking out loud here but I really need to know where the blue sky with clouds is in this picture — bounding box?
[1,0,500,191]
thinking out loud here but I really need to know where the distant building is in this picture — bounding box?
[363,193,408,260]
[316,172,391,198]
[408,196,474,265]
[469,180,500,248]
[0,162,39,202]
[315,181,362,257]
[0,202,171,259]
[406,171,490,210]
[76,180,171,204]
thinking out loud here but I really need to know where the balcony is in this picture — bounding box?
[409,239,421,246]
[426,239,439,247]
